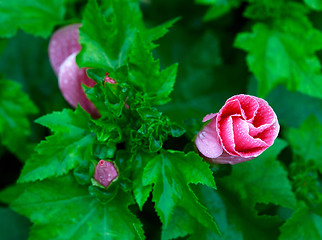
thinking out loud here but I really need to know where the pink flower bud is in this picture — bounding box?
[48,24,118,117]
[94,160,119,188]
[195,94,279,164]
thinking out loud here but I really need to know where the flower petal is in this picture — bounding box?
[48,24,82,75]
[232,117,269,157]
[195,118,223,158]
[228,94,259,121]
[216,115,237,155]
[58,52,99,118]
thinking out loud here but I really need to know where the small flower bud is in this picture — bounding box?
[94,160,119,188]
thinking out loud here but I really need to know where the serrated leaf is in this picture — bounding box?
[285,116,322,173]
[10,175,145,240]
[188,185,281,240]
[132,152,154,210]
[18,107,94,182]
[279,205,322,240]
[77,0,139,70]
[142,150,219,239]
[128,34,178,106]
[222,139,297,209]
[235,14,322,99]
[0,0,66,38]
[0,80,38,160]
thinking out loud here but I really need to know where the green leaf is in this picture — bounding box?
[197,0,242,21]
[279,205,322,240]
[304,0,322,10]
[0,80,38,160]
[10,175,145,240]
[128,35,178,105]
[222,139,297,209]
[235,11,322,99]
[142,150,219,239]
[132,152,154,210]
[77,0,139,70]
[18,107,95,182]
[188,185,281,240]
[0,0,66,38]
[285,116,322,173]
[0,207,30,240]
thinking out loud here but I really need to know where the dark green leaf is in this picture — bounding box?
[0,80,38,160]
[188,185,281,240]
[285,116,322,173]
[221,139,297,209]
[279,205,322,240]
[0,0,66,38]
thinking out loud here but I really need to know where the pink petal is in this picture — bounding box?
[209,152,254,165]
[227,94,259,121]
[218,99,243,119]
[216,115,238,155]
[94,160,119,188]
[255,120,280,146]
[58,52,100,118]
[48,24,82,75]
[232,117,269,157]
[202,113,217,122]
[195,118,223,158]
[252,97,277,127]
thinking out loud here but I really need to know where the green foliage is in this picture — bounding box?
[0,0,66,38]
[1,0,322,239]
[221,139,297,209]
[285,116,322,173]
[0,79,38,160]
[235,4,322,99]
[141,150,219,239]
[18,107,94,182]
[279,205,322,240]
[9,175,144,240]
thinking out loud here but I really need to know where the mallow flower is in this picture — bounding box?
[48,24,116,118]
[94,160,119,188]
[195,94,279,164]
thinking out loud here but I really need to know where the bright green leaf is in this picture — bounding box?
[235,15,322,99]
[10,175,145,240]
[142,150,219,239]
[77,0,139,70]
[285,116,322,173]
[279,205,322,240]
[128,35,178,105]
[0,0,66,38]
[304,0,322,10]
[221,139,297,209]
[0,80,38,160]
[132,152,154,210]
[18,107,95,182]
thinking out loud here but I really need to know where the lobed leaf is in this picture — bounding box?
[18,107,94,182]
[11,175,145,240]
[142,150,219,239]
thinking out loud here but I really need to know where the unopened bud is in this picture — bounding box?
[94,160,119,188]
